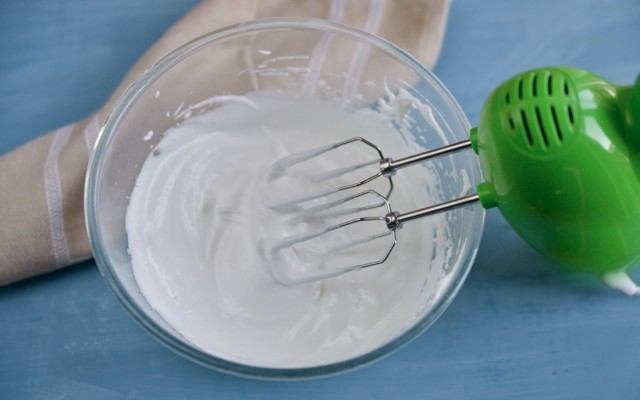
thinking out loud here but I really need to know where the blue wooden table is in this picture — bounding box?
[2,0,640,398]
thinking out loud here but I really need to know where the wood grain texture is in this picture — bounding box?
[1,0,640,398]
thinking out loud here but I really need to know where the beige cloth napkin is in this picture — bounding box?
[0,0,450,286]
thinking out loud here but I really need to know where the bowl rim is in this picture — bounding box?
[84,17,485,380]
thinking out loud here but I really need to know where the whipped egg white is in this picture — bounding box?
[126,91,450,367]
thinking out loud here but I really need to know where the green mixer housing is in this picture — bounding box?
[471,67,640,274]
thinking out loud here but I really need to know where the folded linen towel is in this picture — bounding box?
[0,0,450,285]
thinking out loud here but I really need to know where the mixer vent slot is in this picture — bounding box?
[520,109,534,146]
[518,78,524,99]
[567,105,575,126]
[551,106,563,142]
[534,107,549,147]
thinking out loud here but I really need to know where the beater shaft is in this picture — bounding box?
[381,139,472,176]
[385,193,480,230]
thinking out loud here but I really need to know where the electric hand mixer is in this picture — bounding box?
[269,67,640,291]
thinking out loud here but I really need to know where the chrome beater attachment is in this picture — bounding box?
[267,137,477,285]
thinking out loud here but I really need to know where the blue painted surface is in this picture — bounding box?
[1,0,640,398]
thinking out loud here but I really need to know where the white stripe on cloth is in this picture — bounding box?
[301,0,346,95]
[44,124,73,268]
[342,0,385,102]
[83,114,100,155]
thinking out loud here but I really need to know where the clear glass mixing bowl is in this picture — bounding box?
[85,18,484,379]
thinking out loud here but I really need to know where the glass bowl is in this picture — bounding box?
[85,18,484,379]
